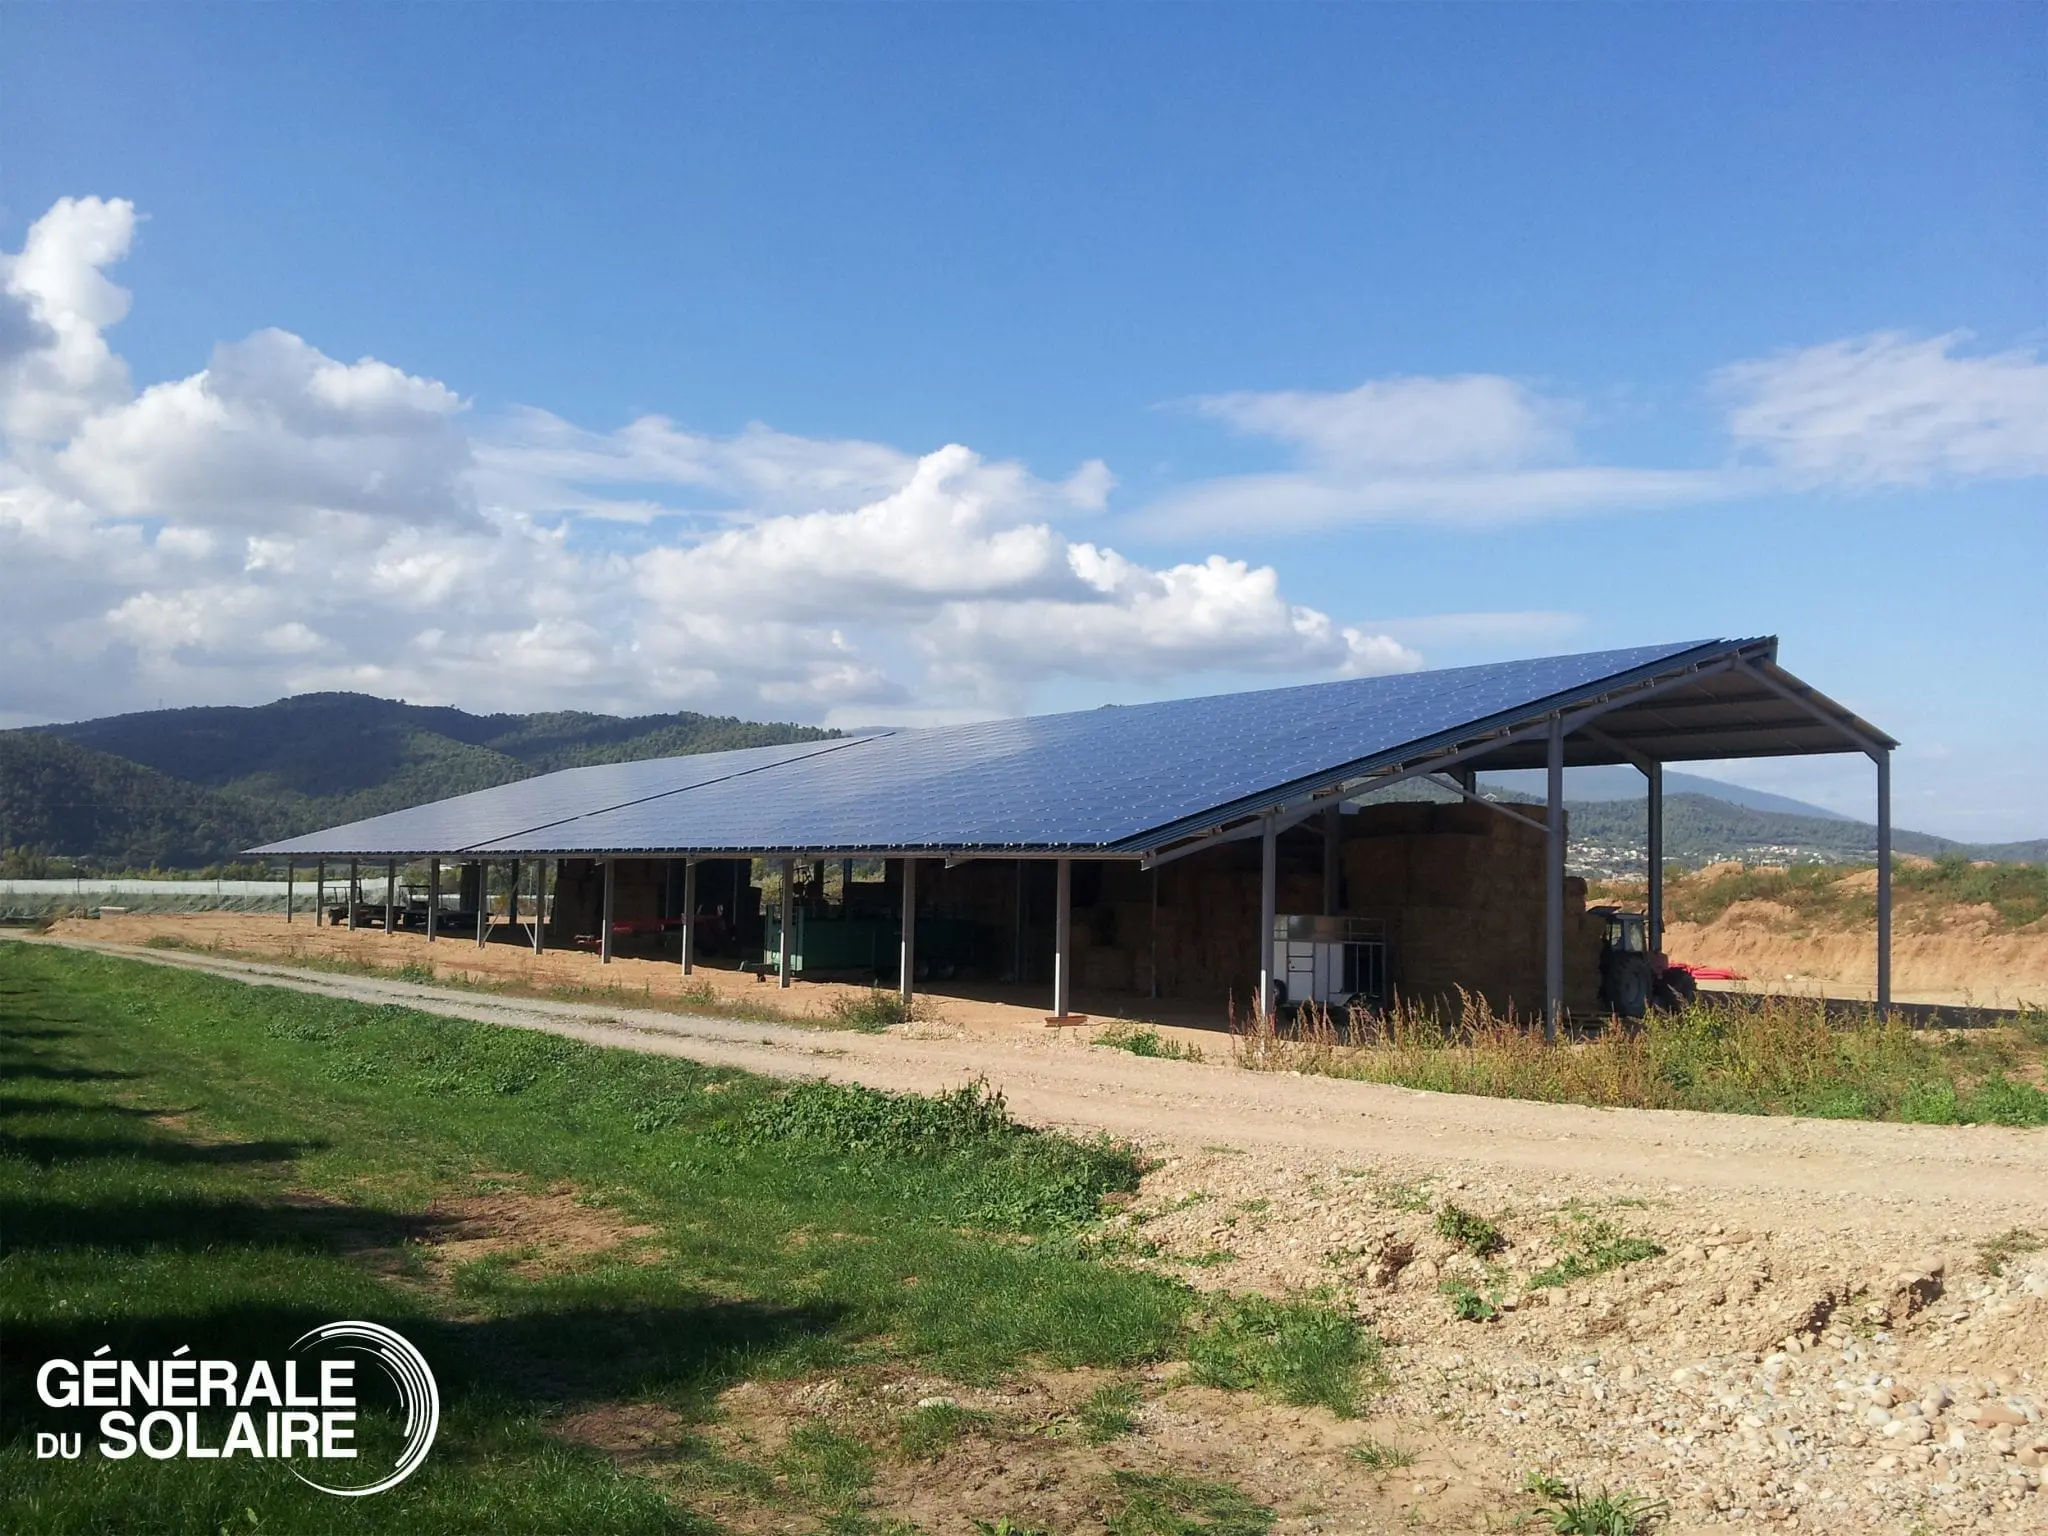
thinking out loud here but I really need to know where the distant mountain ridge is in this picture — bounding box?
[0,692,2038,871]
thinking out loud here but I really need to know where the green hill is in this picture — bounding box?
[0,733,274,869]
[4,694,834,867]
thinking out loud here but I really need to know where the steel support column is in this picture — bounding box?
[680,858,697,975]
[1876,749,1893,1013]
[1012,859,1025,985]
[1545,713,1565,1042]
[899,856,918,1005]
[315,861,325,926]
[600,860,616,964]
[777,857,794,988]
[1321,805,1340,916]
[1258,813,1278,1019]
[508,860,521,942]
[1646,760,1664,951]
[384,859,396,935]
[1149,867,1160,1001]
[532,860,545,955]
[1052,856,1073,1019]
[348,859,360,931]
[476,863,488,948]
[427,859,439,941]
[285,862,294,924]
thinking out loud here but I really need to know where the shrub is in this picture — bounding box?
[826,989,917,1031]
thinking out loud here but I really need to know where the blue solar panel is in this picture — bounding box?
[253,736,872,857]
[255,639,1744,858]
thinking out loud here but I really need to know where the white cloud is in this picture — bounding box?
[0,196,138,442]
[53,328,473,528]
[1715,331,2048,487]
[0,196,1424,727]
[1140,375,1726,536]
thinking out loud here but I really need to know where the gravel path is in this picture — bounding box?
[20,934,2048,1531]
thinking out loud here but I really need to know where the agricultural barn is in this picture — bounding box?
[254,637,1898,1029]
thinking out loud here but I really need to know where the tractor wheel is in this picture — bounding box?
[1652,968,1699,1012]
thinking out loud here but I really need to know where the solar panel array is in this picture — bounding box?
[255,638,1742,858]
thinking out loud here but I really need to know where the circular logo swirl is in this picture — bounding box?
[288,1321,440,1497]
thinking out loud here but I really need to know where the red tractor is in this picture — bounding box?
[1590,906,1700,1018]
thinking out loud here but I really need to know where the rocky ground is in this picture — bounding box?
[1113,1149,2048,1531]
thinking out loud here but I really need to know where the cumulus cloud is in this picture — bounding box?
[1715,331,2048,487]
[1140,375,1725,536]
[0,195,137,442]
[0,196,1420,727]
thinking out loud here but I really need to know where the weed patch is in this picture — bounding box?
[1237,989,2048,1126]
[896,1401,992,1460]
[1074,1381,1142,1443]
[1093,1023,1203,1063]
[1186,1295,1379,1417]
[1524,1476,1668,1535]
[1106,1470,1273,1536]
[1346,1435,1417,1471]
[1433,1202,1504,1257]
[735,1078,1145,1232]
[1977,1227,2043,1278]
[1442,1281,1502,1322]
[826,990,918,1032]
[1528,1214,1665,1290]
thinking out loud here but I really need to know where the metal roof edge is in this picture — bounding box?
[1105,637,1777,855]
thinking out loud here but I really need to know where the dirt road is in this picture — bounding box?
[27,932,2042,1222]
[19,934,2048,1531]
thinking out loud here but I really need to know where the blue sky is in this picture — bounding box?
[2,5,2043,838]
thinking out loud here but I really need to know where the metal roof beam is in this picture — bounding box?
[1425,774,1550,833]
[1735,661,1888,760]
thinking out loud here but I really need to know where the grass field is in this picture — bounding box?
[0,944,1369,1534]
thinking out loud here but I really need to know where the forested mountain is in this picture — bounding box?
[4,694,832,866]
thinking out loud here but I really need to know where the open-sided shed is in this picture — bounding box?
[252,636,1898,1027]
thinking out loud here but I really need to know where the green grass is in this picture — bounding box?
[895,1401,993,1460]
[1345,1435,1417,1471]
[1074,1381,1143,1443]
[1185,1295,1380,1418]
[1093,1023,1204,1063]
[1105,1470,1273,1536]
[0,944,1202,1532]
